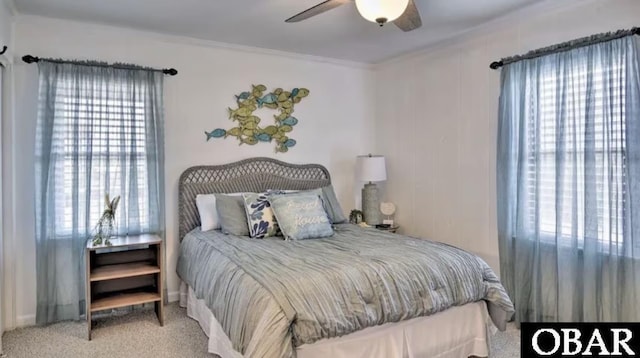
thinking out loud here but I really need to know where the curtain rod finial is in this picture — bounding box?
[490,61,503,70]
[163,68,178,76]
[22,55,39,64]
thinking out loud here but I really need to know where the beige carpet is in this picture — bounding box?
[2,304,520,357]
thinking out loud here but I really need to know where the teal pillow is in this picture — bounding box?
[215,194,250,236]
[242,192,279,238]
[320,185,347,224]
[269,193,334,240]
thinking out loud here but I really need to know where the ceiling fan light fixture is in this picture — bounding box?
[355,0,409,25]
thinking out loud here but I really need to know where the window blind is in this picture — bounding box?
[527,63,627,245]
[49,79,151,236]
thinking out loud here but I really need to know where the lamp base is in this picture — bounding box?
[362,183,381,225]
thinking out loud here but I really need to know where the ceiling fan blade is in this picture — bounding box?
[394,0,422,32]
[285,0,350,23]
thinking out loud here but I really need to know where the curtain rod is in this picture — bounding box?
[21,55,178,76]
[489,27,640,70]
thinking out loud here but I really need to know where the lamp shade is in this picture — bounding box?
[356,155,387,182]
[355,0,409,25]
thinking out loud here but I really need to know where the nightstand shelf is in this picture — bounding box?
[91,290,161,312]
[86,234,164,340]
[90,262,161,282]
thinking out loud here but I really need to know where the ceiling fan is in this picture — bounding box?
[285,0,422,32]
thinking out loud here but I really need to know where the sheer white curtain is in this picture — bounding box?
[34,61,165,324]
[497,35,640,323]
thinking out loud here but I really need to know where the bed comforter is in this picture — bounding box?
[176,224,514,358]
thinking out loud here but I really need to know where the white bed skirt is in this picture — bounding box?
[180,282,495,358]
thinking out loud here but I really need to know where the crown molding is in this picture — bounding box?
[12,0,603,70]
[17,14,375,71]
[374,0,603,67]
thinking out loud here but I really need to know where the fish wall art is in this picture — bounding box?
[205,85,310,153]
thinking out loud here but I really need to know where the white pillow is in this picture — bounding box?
[196,193,242,231]
[196,194,219,231]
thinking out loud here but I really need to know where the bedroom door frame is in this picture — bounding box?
[0,48,13,352]
[0,52,6,354]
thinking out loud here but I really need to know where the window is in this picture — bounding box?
[528,60,627,245]
[49,78,151,236]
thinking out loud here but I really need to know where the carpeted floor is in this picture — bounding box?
[2,303,520,357]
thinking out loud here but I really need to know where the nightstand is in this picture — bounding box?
[376,225,399,234]
[85,234,164,340]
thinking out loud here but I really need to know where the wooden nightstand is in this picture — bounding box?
[85,234,164,340]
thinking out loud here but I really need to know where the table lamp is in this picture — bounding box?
[356,154,387,225]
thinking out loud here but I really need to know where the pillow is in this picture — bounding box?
[269,193,334,240]
[242,193,279,238]
[320,185,347,224]
[196,193,243,231]
[196,194,220,231]
[268,185,347,224]
[215,194,250,236]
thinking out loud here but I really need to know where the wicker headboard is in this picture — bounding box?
[178,157,332,240]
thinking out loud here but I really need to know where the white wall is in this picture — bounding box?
[0,0,12,50]
[8,15,375,325]
[0,0,15,343]
[374,0,640,272]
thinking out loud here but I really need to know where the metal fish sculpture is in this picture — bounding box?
[227,127,242,137]
[241,137,258,145]
[257,93,278,107]
[281,116,298,126]
[238,100,257,110]
[235,91,251,102]
[296,88,310,98]
[205,128,226,141]
[208,85,309,153]
[279,125,293,133]
[263,125,278,135]
[251,84,267,98]
[228,107,253,119]
[277,92,290,102]
[256,133,272,142]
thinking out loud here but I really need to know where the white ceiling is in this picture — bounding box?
[14,0,545,63]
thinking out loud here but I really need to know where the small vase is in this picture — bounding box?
[93,217,116,246]
[104,218,117,246]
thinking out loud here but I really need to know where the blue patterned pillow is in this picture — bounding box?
[269,193,333,240]
[242,192,279,238]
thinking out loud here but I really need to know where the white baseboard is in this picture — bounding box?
[16,314,35,328]
[14,292,180,328]
[167,290,179,303]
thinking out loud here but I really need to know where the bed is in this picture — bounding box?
[176,157,514,358]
